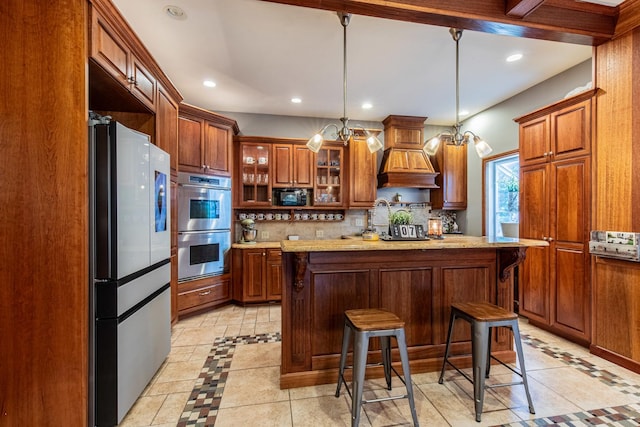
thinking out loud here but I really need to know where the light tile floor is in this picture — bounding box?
[120,304,640,426]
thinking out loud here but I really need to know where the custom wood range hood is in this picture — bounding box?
[377,115,439,189]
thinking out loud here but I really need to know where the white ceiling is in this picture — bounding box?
[111,0,601,125]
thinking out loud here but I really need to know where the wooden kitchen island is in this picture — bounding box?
[279,236,547,389]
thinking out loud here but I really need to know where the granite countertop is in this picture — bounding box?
[280,235,548,252]
[232,241,282,249]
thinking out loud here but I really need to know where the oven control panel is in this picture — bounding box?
[589,231,640,262]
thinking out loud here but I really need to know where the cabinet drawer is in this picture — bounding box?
[267,248,282,261]
[178,280,230,311]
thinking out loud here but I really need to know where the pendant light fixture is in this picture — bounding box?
[423,28,492,158]
[306,13,383,154]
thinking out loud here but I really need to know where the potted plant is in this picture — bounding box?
[389,210,413,225]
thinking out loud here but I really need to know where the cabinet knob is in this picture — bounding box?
[262,252,266,256]
[127,76,135,84]
[548,151,554,156]
[542,236,548,241]
[547,237,554,242]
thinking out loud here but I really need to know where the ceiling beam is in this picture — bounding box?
[506,0,545,18]
[257,0,618,45]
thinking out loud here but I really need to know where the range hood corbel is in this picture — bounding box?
[377,115,439,189]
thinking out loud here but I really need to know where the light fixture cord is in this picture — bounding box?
[341,13,349,130]
[455,30,460,128]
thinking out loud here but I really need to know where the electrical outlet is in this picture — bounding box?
[355,218,364,227]
[261,231,269,240]
[315,230,324,238]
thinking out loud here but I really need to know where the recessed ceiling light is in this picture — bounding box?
[291,97,302,104]
[506,53,523,62]
[203,80,216,88]
[362,102,373,109]
[164,5,186,20]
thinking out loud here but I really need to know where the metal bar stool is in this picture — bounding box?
[438,301,535,422]
[335,308,419,427]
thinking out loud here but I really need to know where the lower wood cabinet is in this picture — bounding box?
[232,247,282,303]
[519,156,591,345]
[177,274,231,316]
[591,257,640,373]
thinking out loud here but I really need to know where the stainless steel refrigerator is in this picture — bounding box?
[89,117,171,426]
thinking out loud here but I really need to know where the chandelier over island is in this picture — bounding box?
[306,12,383,154]
[423,28,493,159]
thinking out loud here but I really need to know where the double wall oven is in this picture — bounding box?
[177,172,231,281]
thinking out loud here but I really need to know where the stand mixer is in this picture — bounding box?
[239,218,257,244]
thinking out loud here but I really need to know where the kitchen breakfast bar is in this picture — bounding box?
[278,236,548,389]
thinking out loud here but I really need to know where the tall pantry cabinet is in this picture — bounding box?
[515,89,596,346]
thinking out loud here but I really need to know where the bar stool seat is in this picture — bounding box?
[336,308,419,427]
[438,301,535,422]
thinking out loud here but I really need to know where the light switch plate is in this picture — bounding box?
[261,231,269,239]
[355,218,364,227]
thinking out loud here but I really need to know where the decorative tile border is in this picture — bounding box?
[492,403,640,427]
[176,328,640,426]
[176,332,281,427]
[520,333,640,398]
[491,333,640,427]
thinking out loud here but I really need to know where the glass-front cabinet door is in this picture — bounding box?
[239,143,271,206]
[314,145,343,206]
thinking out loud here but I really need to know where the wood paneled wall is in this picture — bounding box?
[594,28,640,232]
[0,1,88,425]
[592,19,640,371]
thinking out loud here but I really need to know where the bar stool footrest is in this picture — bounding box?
[363,394,410,404]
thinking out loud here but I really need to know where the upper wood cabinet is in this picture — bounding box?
[314,145,345,207]
[237,140,272,207]
[517,90,595,167]
[155,82,180,174]
[272,143,314,188]
[178,103,238,176]
[348,131,380,208]
[429,143,467,210]
[89,5,156,111]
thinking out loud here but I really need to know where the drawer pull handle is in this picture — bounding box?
[199,290,211,296]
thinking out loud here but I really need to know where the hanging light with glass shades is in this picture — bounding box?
[306,12,384,154]
[423,28,493,158]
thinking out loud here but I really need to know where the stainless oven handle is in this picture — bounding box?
[178,230,229,235]
[178,183,231,191]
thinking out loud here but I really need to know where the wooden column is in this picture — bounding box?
[1,0,89,425]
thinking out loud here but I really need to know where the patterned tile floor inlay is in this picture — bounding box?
[177,329,640,427]
[520,333,640,398]
[492,403,640,426]
[177,332,281,427]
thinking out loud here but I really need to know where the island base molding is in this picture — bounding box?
[281,247,526,389]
